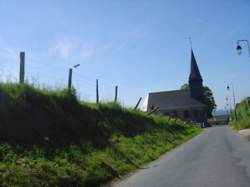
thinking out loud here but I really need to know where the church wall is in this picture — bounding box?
[159,107,207,123]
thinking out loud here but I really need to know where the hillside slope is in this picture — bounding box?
[232,97,250,130]
[0,83,201,186]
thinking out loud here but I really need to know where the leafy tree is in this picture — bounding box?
[180,84,189,90]
[181,83,216,118]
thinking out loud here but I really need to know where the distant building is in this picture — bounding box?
[142,49,207,123]
[208,114,229,125]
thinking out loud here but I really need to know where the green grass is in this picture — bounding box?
[0,83,202,186]
[231,97,250,130]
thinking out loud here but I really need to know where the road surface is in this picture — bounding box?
[114,126,250,187]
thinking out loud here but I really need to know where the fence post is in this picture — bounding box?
[68,68,73,89]
[148,106,160,115]
[19,52,25,83]
[134,97,142,110]
[96,79,99,104]
[114,85,118,102]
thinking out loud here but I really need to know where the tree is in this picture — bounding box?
[180,84,189,90]
[181,83,216,118]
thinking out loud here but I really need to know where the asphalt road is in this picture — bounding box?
[114,126,250,187]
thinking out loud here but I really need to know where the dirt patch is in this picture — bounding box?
[239,129,250,137]
[247,135,250,141]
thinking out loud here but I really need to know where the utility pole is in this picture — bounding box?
[96,79,99,104]
[68,68,73,89]
[226,97,232,113]
[19,52,25,83]
[114,85,118,102]
[227,84,237,121]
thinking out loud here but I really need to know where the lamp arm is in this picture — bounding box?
[237,40,250,57]
[246,40,250,57]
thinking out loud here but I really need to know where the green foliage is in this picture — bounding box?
[180,83,216,118]
[0,83,202,186]
[180,83,189,90]
[231,97,250,130]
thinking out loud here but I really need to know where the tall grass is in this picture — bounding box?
[0,83,201,186]
[231,97,250,130]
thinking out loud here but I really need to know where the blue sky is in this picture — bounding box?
[0,0,250,109]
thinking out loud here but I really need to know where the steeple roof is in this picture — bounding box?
[189,49,202,81]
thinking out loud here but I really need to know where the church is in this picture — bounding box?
[142,49,207,123]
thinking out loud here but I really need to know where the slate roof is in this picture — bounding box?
[147,89,205,111]
[189,49,202,81]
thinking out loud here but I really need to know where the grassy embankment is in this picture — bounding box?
[0,83,201,186]
[231,97,250,130]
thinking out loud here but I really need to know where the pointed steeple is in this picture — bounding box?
[189,49,202,81]
[188,49,204,103]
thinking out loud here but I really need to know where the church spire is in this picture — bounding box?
[188,49,204,103]
[189,49,202,81]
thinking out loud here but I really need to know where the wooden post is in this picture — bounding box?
[114,85,118,102]
[19,52,25,83]
[68,68,73,89]
[96,79,99,104]
[148,106,160,115]
[134,97,142,110]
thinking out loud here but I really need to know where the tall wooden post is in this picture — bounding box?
[96,79,99,104]
[68,68,73,89]
[114,85,118,102]
[19,52,25,83]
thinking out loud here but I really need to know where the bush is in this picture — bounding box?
[231,97,250,130]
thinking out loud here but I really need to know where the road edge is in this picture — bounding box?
[102,128,204,187]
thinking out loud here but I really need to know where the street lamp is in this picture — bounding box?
[236,40,250,57]
[227,83,237,121]
[226,97,232,113]
[73,64,80,68]
[68,64,80,89]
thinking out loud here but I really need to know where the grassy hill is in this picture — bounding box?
[231,97,250,130]
[0,83,201,186]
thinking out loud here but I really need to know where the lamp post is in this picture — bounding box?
[236,40,250,57]
[227,83,237,121]
[226,97,232,113]
[68,64,80,89]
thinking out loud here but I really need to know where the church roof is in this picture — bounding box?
[189,49,202,81]
[147,90,205,111]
